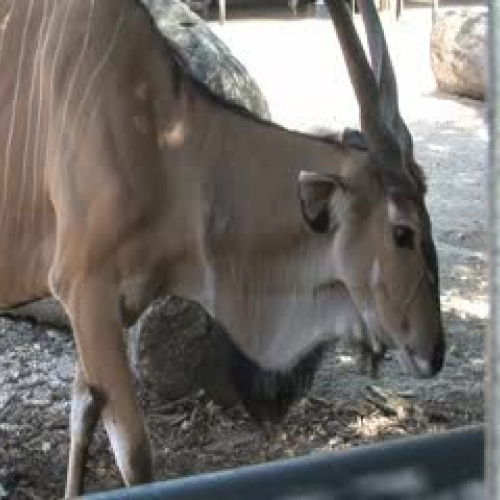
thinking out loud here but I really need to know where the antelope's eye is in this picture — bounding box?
[393,225,414,249]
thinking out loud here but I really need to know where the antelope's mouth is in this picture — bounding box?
[361,310,439,379]
[366,338,436,379]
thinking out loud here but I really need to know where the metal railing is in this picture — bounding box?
[85,426,484,500]
[488,0,497,498]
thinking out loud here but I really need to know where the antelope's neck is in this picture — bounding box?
[178,90,362,368]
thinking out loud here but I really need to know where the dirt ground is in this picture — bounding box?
[0,5,487,499]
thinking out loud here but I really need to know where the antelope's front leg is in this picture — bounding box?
[58,272,153,496]
[65,362,106,498]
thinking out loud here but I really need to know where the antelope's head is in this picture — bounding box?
[299,0,444,377]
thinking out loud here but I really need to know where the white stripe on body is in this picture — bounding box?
[19,0,48,229]
[65,4,126,168]
[0,0,34,230]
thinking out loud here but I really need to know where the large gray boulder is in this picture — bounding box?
[6,0,270,406]
[5,299,69,330]
[128,298,237,406]
[430,9,487,100]
[141,0,271,118]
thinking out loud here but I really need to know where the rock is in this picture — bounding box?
[4,299,70,330]
[128,298,238,406]
[430,9,487,100]
[141,0,271,118]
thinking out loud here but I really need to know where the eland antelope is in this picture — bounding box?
[0,0,444,495]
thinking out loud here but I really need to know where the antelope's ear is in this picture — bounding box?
[298,171,349,234]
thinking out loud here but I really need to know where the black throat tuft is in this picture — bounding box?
[216,323,325,426]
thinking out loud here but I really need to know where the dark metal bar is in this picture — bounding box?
[85,426,484,500]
